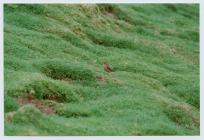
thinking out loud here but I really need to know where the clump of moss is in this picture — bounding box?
[41,61,95,81]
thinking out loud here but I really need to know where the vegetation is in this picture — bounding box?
[4,4,199,135]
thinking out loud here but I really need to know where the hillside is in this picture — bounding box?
[4,4,199,135]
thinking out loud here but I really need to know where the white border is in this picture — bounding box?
[0,0,4,137]
[0,0,203,140]
[200,0,203,137]
[0,136,203,140]
[2,0,200,4]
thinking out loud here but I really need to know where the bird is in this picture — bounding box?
[103,62,112,73]
[27,90,35,101]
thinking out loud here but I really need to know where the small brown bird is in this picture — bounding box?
[103,63,112,73]
[27,90,35,101]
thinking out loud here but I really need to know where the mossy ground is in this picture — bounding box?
[4,4,199,135]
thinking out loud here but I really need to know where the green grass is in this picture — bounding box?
[4,4,199,135]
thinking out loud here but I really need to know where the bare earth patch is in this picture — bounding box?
[17,94,55,114]
[96,76,106,81]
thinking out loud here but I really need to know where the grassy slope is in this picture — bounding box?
[4,4,199,135]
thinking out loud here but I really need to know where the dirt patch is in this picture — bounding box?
[96,76,106,81]
[5,111,16,123]
[17,94,55,114]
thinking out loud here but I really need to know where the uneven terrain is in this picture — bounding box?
[4,4,199,135]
